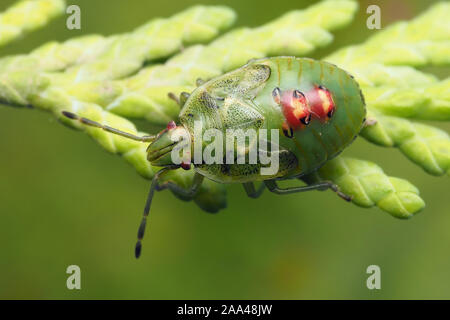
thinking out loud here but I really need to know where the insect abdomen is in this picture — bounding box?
[252,57,366,177]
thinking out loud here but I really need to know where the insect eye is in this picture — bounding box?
[300,114,311,125]
[293,90,305,99]
[282,127,294,138]
[318,85,326,91]
[327,109,334,118]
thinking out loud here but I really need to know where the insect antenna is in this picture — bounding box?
[62,111,155,142]
[135,166,177,258]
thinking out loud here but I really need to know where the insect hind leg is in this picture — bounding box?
[264,179,352,201]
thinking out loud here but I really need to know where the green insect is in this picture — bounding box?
[62,56,366,258]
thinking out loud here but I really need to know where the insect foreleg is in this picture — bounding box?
[264,180,352,201]
[155,172,204,198]
[243,182,265,199]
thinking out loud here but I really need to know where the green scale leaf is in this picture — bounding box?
[303,157,425,219]
[0,0,65,47]
[0,5,236,105]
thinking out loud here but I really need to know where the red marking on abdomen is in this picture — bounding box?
[280,90,311,130]
[307,86,335,121]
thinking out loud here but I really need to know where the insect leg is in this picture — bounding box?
[155,172,204,198]
[264,180,352,201]
[62,111,155,142]
[243,182,265,199]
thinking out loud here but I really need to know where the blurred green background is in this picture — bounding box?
[0,0,449,299]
